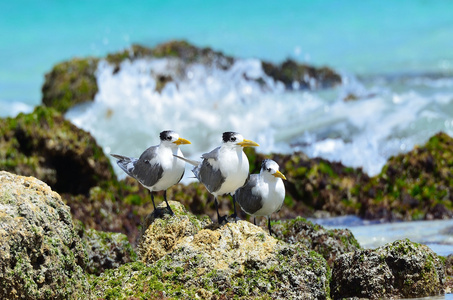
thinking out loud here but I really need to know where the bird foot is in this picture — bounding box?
[166,206,175,216]
[217,215,229,225]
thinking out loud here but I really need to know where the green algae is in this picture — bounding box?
[42,57,99,113]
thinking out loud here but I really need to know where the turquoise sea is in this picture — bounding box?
[3,1,453,270]
[2,0,453,107]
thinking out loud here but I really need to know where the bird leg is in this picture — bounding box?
[150,191,162,218]
[163,190,174,216]
[228,194,240,222]
[267,216,274,236]
[150,191,157,211]
[214,197,228,224]
[254,217,256,225]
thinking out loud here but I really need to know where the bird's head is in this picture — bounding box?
[222,132,259,149]
[160,130,191,147]
[261,159,286,180]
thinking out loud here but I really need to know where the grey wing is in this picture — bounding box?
[131,146,163,187]
[201,147,220,160]
[193,151,225,194]
[235,175,263,215]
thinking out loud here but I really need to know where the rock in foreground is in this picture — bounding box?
[331,239,445,299]
[0,171,89,299]
[93,201,331,299]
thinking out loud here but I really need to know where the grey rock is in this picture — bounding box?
[77,225,137,276]
[0,171,90,299]
[272,217,361,267]
[331,238,445,299]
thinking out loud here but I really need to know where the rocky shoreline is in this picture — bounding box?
[0,171,447,299]
[1,40,453,298]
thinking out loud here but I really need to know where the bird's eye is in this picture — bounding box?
[267,168,271,172]
[231,137,236,142]
[167,136,172,141]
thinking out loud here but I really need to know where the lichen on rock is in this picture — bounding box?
[272,216,361,267]
[92,201,331,299]
[331,238,445,299]
[0,171,90,299]
[77,225,137,276]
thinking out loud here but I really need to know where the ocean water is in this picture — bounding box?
[3,0,453,263]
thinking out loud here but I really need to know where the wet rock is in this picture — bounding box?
[272,217,361,267]
[42,57,99,113]
[92,201,331,299]
[0,171,89,299]
[444,254,453,293]
[262,59,342,90]
[77,225,137,276]
[42,40,342,112]
[331,239,445,299]
[0,106,115,195]
[106,40,235,70]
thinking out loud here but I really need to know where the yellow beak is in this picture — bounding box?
[236,139,259,147]
[173,137,191,145]
[272,170,287,180]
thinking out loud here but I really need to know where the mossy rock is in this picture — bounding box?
[331,239,445,299]
[0,105,115,195]
[272,216,361,267]
[359,132,453,221]
[106,40,235,70]
[77,225,137,276]
[91,201,331,299]
[42,57,99,113]
[0,171,90,299]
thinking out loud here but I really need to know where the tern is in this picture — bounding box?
[235,159,286,235]
[111,130,191,215]
[175,132,259,223]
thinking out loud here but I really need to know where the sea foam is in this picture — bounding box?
[65,58,453,179]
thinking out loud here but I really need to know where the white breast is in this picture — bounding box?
[252,177,285,217]
[152,147,185,191]
[214,148,249,196]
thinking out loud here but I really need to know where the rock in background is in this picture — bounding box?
[41,40,342,114]
[331,239,445,299]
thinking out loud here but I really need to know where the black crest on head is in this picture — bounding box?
[261,159,271,169]
[222,132,238,143]
[160,130,174,141]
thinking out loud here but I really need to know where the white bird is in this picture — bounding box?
[175,132,259,223]
[235,159,286,235]
[111,130,191,215]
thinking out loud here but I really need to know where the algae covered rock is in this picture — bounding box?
[0,106,115,195]
[0,171,89,299]
[331,239,445,299]
[77,226,137,276]
[42,57,99,113]
[272,217,361,266]
[92,201,331,299]
[360,132,453,221]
